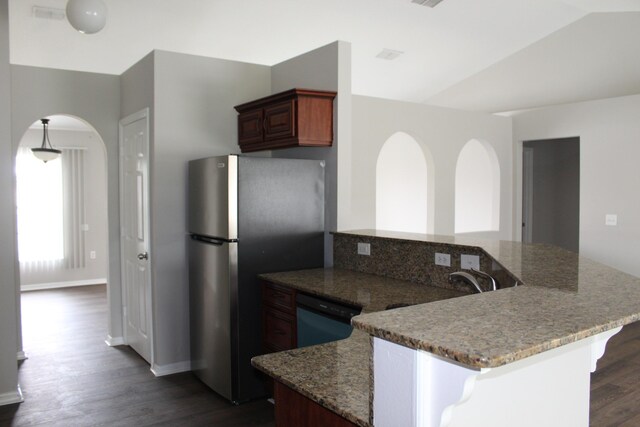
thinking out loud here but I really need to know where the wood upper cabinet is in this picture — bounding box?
[237,109,264,145]
[234,88,337,153]
[264,100,295,141]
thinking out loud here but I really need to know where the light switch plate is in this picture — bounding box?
[357,242,371,256]
[461,254,480,270]
[605,214,618,226]
[435,253,451,267]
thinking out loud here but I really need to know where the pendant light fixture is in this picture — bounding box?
[66,0,108,34]
[32,119,61,163]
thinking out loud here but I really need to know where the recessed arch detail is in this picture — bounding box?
[455,139,500,233]
[376,132,434,234]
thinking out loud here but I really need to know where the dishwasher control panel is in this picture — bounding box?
[296,293,361,322]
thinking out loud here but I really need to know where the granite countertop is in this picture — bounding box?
[252,268,467,426]
[259,268,466,314]
[253,330,371,427]
[344,230,640,368]
[252,231,640,425]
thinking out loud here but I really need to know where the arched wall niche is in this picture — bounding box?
[375,131,435,234]
[454,138,500,233]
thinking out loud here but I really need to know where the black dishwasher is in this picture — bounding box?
[296,293,361,348]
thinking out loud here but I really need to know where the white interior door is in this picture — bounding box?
[119,109,152,364]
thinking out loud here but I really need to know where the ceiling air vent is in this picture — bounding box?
[32,6,66,20]
[411,0,446,7]
[376,48,404,61]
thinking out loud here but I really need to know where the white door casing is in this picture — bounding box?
[119,109,153,364]
[522,147,534,243]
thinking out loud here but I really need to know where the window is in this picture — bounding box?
[16,146,86,270]
[16,147,64,262]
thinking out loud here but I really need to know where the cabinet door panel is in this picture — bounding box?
[262,282,296,314]
[238,110,264,145]
[264,100,295,141]
[275,381,359,427]
[263,308,296,351]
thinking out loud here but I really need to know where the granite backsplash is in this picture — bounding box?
[333,231,518,293]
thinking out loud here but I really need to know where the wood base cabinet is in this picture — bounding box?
[274,381,358,427]
[261,281,297,353]
[235,88,336,153]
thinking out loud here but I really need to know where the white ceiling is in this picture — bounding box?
[427,11,640,112]
[8,0,640,112]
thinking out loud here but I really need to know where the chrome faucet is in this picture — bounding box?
[448,271,483,293]
[470,268,498,291]
[448,268,498,293]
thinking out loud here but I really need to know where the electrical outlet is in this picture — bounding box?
[461,254,480,270]
[435,252,451,267]
[90,251,96,259]
[357,242,371,256]
[605,214,618,226]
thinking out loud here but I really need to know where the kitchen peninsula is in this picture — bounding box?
[252,230,640,427]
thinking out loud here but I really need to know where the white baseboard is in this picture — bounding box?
[21,278,107,292]
[151,360,191,377]
[105,335,125,346]
[17,351,27,361]
[0,385,24,406]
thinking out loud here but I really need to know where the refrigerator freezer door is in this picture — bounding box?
[233,156,325,401]
[189,236,236,401]
[188,155,238,240]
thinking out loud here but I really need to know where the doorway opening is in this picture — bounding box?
[522,137,580,252]
[15,114,109,354]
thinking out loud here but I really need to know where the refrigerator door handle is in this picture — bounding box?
[190,234,234,245]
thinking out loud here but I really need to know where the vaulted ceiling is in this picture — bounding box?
[8,0,640,112]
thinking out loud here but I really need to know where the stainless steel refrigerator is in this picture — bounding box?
[188,155,325,403]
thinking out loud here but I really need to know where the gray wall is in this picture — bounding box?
[270,41,352,266]
[5,43,345,375]
[524,138,580,253]
[0,0,20,403]
[150,50,271,368]
[513,94,640,278]
[11,65,122,341]
[121,52,154,119]
[350,95,513,239]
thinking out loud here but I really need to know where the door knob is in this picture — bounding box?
[137,252,149,260]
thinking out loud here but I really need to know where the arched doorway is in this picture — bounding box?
[15,114,109,351]
[16,115,108,289]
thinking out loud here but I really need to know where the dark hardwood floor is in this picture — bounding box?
[0,285,275,427]
[590,320,640,427]
[1,285,638,426]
